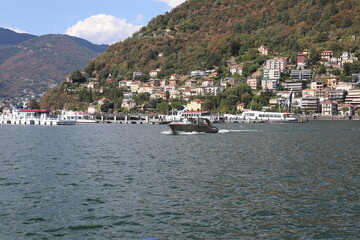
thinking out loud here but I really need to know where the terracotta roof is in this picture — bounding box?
[192,99,205,103]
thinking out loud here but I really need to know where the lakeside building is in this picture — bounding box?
[321,100,338,115]
[327,89,346,102]
[302,97,321,113]
[338,104,355,115]
[344,89,360,107]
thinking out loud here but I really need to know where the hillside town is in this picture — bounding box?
[58,46,360,117]
[2,46,360,118]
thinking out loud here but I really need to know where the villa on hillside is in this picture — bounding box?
[186,99,205,111]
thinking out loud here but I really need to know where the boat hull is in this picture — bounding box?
[169,123,219,133]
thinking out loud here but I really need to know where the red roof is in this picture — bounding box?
[192,99,205,103]
[19,109,49,112]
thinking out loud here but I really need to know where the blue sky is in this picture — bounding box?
[0,0,186,44]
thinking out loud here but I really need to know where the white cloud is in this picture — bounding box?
[65,14,142,45]
[157,0,186,8]
[4,26,31,34]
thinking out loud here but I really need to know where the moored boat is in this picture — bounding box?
[0,109,76,125]
[240,110,299,123]
[168,117,219,133]
[63,111,98,123]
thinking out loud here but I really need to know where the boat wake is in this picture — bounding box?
[218,129,258,133]
[161,130,205,135]
[162,129,257,134]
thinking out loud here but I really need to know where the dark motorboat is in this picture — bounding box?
[168,117,219,134]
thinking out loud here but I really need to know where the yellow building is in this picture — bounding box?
[186,99,205,111]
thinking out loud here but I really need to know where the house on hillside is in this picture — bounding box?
[230,66,243,76]
[170,73,181,80]
[202,79,215,87]
[186,99,204,111]
[296,54,307,68]
[290,70,312,80]
[87,82,99,89]
[261,79,278,90]
[221,77,237,87]
[191,70,207,78]
[265,57,288,72]
[121,98,136,110]
[321,51,333,60]
[310,80,325,90]
[133,70,144,79]
[185,79,198,87]
[327,77,339,89]
[149,68,161,78]
[119,80,133,89]
[258,46,270,56]
[302,49,311,56]
[247,78,261,90]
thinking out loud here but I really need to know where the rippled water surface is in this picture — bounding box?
[1,121,359,239]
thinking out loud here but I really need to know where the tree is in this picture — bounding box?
[27,99,40,109]
[341,106,349,114]
[100,100,113,112]
[70,70,86,83]
[307,49,320,65]
[156,102,171,114]
[318,65,326,75]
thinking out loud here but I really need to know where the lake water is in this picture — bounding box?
[1,121,359,239]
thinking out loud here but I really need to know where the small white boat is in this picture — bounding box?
[240,110,299,123]
[62,111,98,123]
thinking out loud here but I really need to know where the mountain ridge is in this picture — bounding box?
[0,28,109,103]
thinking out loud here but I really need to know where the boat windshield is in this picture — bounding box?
[182,118,192,124]
[198,118,210,125]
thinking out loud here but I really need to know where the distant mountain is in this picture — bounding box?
[69,35,108,53]
[0,28,108,102]
[0,28,36,46]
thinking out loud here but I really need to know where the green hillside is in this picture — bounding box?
[89,0,360,78]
